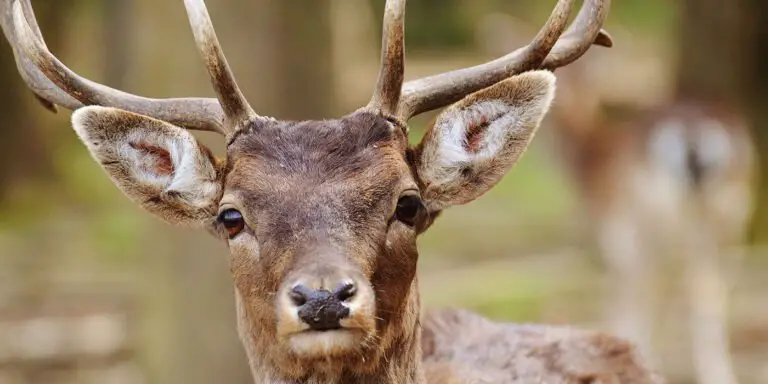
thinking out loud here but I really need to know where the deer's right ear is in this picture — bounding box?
[412,71,556,212]
[71,106,222,226]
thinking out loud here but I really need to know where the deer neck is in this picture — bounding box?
[235,279,425,384]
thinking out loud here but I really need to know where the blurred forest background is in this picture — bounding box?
[1,0,768,383]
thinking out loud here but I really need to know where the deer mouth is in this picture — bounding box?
[279,301,378,357]
[287,327,367,357]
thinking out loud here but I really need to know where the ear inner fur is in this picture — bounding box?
[71,106,221,226]
[413,71,557,212]
[129,141,174,176]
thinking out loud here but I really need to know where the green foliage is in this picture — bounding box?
[88,209,146,264]
[609,0,676,33]
[492,0,676,35]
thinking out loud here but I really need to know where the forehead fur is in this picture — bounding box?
[221,112,413,243]
[226,111,408,181]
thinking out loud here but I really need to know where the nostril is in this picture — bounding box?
[334,282,356,302]
[289,291,306,306]
[289,285,311,307]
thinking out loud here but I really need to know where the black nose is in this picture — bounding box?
[290,283,355,331]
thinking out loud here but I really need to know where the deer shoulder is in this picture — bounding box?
[422,308,664,384]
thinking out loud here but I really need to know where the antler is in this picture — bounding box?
[3,0,610,132]
[367,0,613,121]
[183,0,259,130]
[0,0,229,133]
[366,0,406,116]
[541,0,613,69]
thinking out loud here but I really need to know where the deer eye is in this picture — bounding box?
[395,194,424,227]
[218,209,245,238]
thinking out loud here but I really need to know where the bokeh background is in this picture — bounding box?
[1,0,767,383]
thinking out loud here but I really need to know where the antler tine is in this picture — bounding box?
[1,0,227,133]
[542,0,612,69]
[1,0,68,113]
[594,29,614,48]
[395,0,574,120]
[183,0,258,131]
[366,0,406,116]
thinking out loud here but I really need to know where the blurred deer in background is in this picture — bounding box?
[550,59,756,384]
[479,12,756,384]
[2,0,664,382]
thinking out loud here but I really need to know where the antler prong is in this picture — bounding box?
[366,0,406,116]
[364,0,612,121]
[3,0,611,135]
[183,0,258,131]
[542,0,612,69]
[2,0,229,133]
[594,29,614,48]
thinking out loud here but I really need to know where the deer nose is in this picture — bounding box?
[290,283,355,331]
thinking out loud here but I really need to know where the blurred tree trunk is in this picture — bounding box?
[0,38,35,200]
[103,0,134,88]
[245,0,336,118]
[330,0,377,110]
[674,0,768,242]
[744,0,768,242]
[675,0,748,103]
[0,2,74,201]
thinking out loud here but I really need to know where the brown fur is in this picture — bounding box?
[222,112,422,382]
[422,308,661,384]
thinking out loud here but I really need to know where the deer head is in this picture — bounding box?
[1,0,611,381]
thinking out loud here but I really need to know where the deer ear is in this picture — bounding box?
[413,70,556,212]
[71,106,222,226]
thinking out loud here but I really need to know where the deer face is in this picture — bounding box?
[68,71,555,370]
[221,112,419,361]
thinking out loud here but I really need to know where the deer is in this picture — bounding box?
[549,61,756,384]
[1,0,664,382]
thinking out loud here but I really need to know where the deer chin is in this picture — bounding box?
[287,328,368,358]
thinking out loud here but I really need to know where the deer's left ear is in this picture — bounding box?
[412,70,556,212]
[71,106,223,226]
